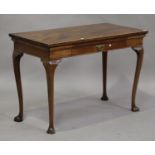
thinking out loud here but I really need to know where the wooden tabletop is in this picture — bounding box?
[9,23,148,48]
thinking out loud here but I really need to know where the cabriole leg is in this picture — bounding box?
[42,59,60,134]
[131,46,144,112]
[101,52,109,101]
[13,51,24,122]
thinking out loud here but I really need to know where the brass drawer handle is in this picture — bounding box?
[96,44,105,51]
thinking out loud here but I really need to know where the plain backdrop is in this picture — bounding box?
[0,15,155,140]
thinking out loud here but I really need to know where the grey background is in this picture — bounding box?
[0,15,155,140]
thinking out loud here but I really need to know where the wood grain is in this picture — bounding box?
[9,23,148,48]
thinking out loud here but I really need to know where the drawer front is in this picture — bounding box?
[71,39,128,57]
[95,41,128,51]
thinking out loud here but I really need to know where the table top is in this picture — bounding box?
[9,23,148,48]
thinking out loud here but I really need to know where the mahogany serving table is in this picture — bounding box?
[9,23,148,134]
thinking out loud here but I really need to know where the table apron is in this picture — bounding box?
[50,37,143,59]
[14,40,50,58]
